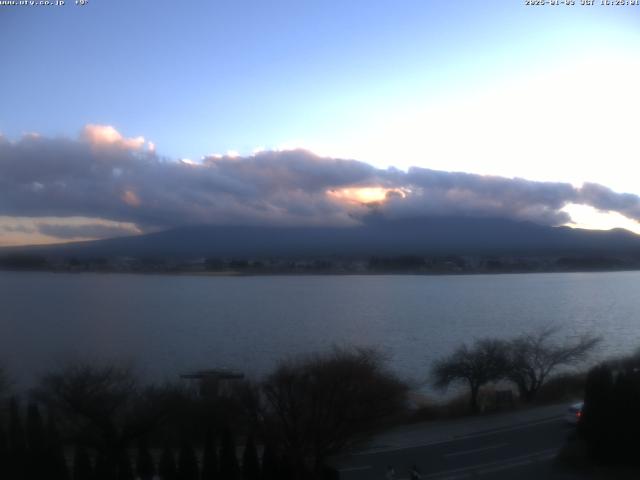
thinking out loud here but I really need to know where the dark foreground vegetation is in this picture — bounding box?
[0,329,610,479]
[557,348,640,476]
[0,348,407,480]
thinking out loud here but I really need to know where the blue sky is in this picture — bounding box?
[2,1,640,244]
[3,1,633,160]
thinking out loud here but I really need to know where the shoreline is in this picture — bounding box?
[2,266,640,278]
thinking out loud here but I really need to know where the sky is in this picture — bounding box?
[1,0,640,246]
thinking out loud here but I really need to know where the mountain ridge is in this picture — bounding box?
[3,216,640,260]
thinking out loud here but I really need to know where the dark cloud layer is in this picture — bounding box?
[1,127,639,240]
[579,183,640,221]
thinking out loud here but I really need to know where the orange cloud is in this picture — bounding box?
[121,190,141,207]
[82,124,146,150]
[0,216,141,246]
[327,187,408,205]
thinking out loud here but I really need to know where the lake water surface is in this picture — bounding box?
[2,271,639,389]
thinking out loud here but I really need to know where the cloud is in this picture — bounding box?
[1,124,640,242]
[578,183,640,221]
[121,190,142,207]
[0,215,142,246]
[0,223,36,234]
[81,124,147,151]
[384,168,579,226]
[36,222,140,240]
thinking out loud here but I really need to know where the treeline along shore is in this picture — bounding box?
[3,252,640,275]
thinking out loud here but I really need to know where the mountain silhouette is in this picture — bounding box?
[5,216,640,260]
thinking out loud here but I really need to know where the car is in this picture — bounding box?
[566,402,584,425]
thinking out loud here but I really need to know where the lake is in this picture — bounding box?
[1,270,639,390]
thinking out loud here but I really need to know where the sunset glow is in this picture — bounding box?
[121,190,142,207]
[0,216,142,247]
[563,204,640,235]
[327,187,408,205]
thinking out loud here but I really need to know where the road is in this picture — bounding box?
[337,410,579,479]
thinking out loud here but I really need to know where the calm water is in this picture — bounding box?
[1,271,639,389]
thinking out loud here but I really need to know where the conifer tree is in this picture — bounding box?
[26,403,46,450]
[260,444,278,480]
[178,437,199,480]
[46,411,70,480]
[241,436,260,480]
[201,429,218,480]
[159,444,178,480]
[73,445,94,480]
[590,364,640,464]
[219,428,240,480]
[581,364,614,461]
[94,452,116,480]
[322,465,340,480]
[278,453,294,480]
[136,438,156,480]
[117,451,135,480]
[26,403,47,480]
[9,397,26,480]
[0,425,8,480]
[597,368,640,465]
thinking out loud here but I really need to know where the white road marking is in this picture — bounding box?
[444,442,508,458]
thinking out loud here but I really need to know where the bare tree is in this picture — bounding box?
[432,339,510,413]
[33,363,168,461]
[506,327,600,402]
[261,347,408,478]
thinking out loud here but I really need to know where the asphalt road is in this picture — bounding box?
[337,415,576,480]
